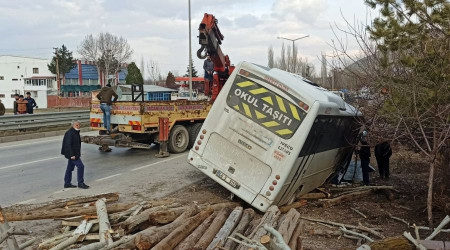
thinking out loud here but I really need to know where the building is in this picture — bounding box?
[0,55,56,109]
[62,60,127,97]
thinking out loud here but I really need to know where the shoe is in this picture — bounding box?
[78,183,90,189]
[64,184,77,188]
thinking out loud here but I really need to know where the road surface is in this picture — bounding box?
[0,131,205,206]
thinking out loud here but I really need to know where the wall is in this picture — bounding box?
[47,95,91,108]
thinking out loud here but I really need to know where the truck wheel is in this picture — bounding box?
[188,123,203,148]
[168,125,189,153]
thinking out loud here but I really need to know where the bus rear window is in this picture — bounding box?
[226,75,306,139]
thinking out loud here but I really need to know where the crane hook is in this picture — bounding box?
[197,45,207,59]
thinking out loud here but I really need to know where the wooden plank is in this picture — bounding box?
[96,198,113,245]
[277,208,301,243]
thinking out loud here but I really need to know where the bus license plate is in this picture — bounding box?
[215,170,240,189]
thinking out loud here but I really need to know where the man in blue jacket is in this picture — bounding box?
[61,120,89,189]
[24,92,36,114]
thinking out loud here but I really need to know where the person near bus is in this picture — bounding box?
[358,131,371,186]
[61,120,89,189]
[0,99,5,116]
[96,83,118,134]
[24,92,37,114]
[13,94,19,115]
[375,141,392,179]
[16,95,28,115]
[203,55,214,93]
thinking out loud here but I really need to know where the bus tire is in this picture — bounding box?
[168,125,189,153]
[188,123,203,148]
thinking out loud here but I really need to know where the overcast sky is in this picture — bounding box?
[0,0,375,78]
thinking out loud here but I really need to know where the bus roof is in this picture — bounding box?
[240,61,352,113]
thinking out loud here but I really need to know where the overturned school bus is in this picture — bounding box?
[82,85,212,155]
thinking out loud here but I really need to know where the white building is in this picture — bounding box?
[0,55,56,109]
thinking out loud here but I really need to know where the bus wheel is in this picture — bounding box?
[188,123,203,148]
[168,125,189,153]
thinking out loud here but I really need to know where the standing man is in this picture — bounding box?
[24,92,37,114]
[375,141,393,179]
[358,131,371,186]
[0,99,5,116]
[13,94,19,115]
[61,120,89,189]
[16,95,28,115]
[96,83,118,135]
[203,56,214,94]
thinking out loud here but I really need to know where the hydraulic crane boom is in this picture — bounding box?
[197,13,234,101]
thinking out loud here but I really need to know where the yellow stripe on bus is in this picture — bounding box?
[233,105,240,111]
[262,96,273,105]
[276,129,293,135]
[289,104,301,120]
[255,110,267,119]
[262,121,280,127]
[249,88,269,95]
[242,103,252,118]
[276,96,287,112]
[237,81,255,88]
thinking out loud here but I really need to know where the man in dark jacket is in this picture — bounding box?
[375,141,392,179]
[203,56,214,83]
[0,99,5,116]
[61,121,89,189]
[24,92,37,114]
[13,94,19,115]
[96,83,118,134]
[358,131,371,186]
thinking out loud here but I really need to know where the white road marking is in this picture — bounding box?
[15,198,36,204]
[96,173,122,182]
[53,190,65,194]
[131,153,188,172]
[0,139,60,150]
[0,156,60,171]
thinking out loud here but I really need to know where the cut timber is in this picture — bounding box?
[4,193,119,214]
[148,206,186,225]
[223,208,255,250]
[0,206,20,250]
[96,199,113,245]
[297,192,328,200]
[249,205,280,240]
[277,208,301,244]
[174,212,217,250]
[369,235,416,250]
[38,232,72,249]
[152,209,214,250]
[288,220,304,250]
[206,206,243,250]
[321,190,373,208]
[75,242,107,250]
[193,207,231,250]
[308,228,342,237]
[5,203,134,222]
[49,235,79,250]
[279,200,307,213]
[120,203,180,234]
[300,217,382,239]
[135,206,199,250]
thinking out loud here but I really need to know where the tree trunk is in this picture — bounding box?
[223,208,255,250]
[174,212,217,250]
[279,200,307,213]
[120,206,166,234]
[134,206,198,250]
[152,209,214,250]
[369,236,414,250]
[277,208,301,244]
[5,203,134,222]
[427,160,435,228]
[193,207,231,250]
[288,220,304,250]
[321,190,374,208]
[96,199,113,245]
[206,207,243,250]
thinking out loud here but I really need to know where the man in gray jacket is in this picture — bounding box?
[203,56,214,84]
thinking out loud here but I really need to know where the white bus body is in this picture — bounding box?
[188,62,362,212]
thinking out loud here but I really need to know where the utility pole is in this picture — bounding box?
[54,47,60,96]
[188,0,193,100]
[277,35,309,73]
[321,53,327,87]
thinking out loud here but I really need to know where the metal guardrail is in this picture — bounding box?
[0,111,90,131]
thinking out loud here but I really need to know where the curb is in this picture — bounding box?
[0,127,92,144]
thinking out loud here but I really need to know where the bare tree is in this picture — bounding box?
[268,46,274,68]
[78,33,133,85]
[147,59,161,85]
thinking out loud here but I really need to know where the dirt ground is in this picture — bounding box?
[6,150,449,250]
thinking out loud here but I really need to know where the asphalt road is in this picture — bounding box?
[0,131,205,206]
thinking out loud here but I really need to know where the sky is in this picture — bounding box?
[0,0,375,78]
